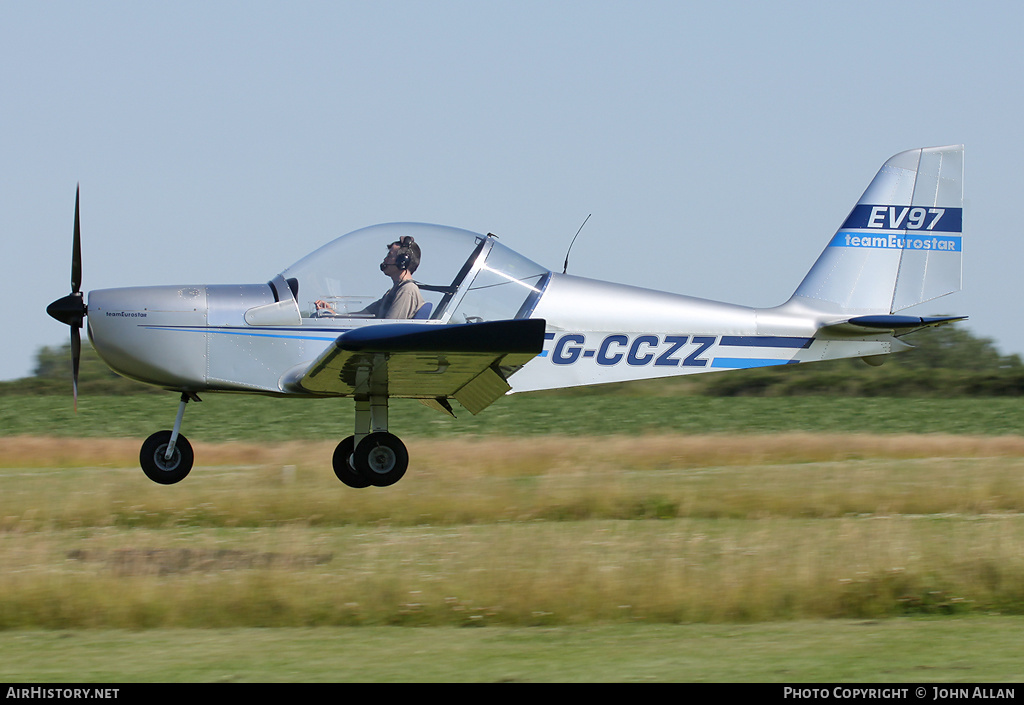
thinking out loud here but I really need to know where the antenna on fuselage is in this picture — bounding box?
[562,213,591,275]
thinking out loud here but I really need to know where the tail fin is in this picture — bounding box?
[791,145,963,315]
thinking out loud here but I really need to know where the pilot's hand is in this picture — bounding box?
[314,299,336,316]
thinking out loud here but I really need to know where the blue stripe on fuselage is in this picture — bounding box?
[711,358,799,369]
[720,336,813,349]
[141,325,345,342]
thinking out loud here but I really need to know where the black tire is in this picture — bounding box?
[332,435,371,488]
[140,430,194,485]
[353,432,408,487]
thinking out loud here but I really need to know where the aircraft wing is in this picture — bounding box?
[294,319,546,414]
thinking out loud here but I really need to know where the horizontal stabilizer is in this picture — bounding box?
[822,314,967,336]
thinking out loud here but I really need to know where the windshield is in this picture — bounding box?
[450,238,550,323]
[280,223,550,323]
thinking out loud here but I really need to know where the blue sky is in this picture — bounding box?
[2,1,1020,381]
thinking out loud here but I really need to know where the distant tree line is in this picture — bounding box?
[2,341,158,395]
[3,324,1022,397]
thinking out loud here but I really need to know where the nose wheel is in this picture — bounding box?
[139,392,199,485]
[140,430,194,485]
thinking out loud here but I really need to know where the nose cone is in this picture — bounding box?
[47,291,87,327]
[87,286,209,389]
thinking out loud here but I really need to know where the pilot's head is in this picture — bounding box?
[380,236,421,275]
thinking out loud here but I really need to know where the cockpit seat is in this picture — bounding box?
[413,302,433,320]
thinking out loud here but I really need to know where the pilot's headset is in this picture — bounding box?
[383,236,421,274]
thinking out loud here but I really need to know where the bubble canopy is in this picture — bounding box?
[280,223,551,324]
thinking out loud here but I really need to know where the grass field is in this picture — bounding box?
[1,621,1023,682]
[2,394,1023,681]
[4,393,1024,439]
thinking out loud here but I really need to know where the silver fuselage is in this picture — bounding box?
[86,271,905,398]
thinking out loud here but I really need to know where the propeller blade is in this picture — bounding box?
[72,185,82,294]
[46,186,88,411]
[71,327,81,413]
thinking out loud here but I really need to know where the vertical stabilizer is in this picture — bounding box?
[791,145,963,315]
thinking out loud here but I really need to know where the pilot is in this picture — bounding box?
[316,236,425,319]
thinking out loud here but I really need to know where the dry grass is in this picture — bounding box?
[7,432,1024,469]
[2,517,1023,628]
[1,433,1023,627]
[3,433,1024,526]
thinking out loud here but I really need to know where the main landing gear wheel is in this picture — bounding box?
[332,435,371,489]
[353,432,408,487]
[140,430,194,485]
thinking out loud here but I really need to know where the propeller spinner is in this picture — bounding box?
[46,186,88,408]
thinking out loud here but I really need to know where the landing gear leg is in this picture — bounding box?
[333,395,409,488]
[140,392,199,485]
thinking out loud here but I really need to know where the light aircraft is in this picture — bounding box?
[47,145,966,487]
